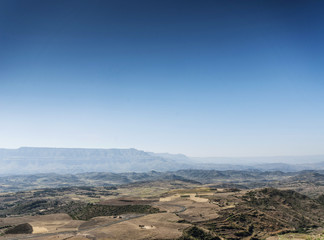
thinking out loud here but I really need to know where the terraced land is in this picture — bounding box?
[2,171,324,239]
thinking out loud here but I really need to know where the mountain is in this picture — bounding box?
[0,147,194,175]
[147,152,192,163]
[193,155,324,165]
[1,147,324,175]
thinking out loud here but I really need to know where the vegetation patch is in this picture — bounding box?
[203,188,324,239]
[63,202,160,220]
[178,226,220,240]
[5,223,33,234]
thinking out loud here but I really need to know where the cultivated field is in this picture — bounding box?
[2,171,324,239]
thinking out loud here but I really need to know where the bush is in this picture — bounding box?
[5,223,33,234]
[182,226,221,240]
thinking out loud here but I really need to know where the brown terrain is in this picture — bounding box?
[1,171,324,239]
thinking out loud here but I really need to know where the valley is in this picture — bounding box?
[1,170,324,239]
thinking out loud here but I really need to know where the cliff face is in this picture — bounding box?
[0,147,192,174]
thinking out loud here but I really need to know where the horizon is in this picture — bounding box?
[1,146,324,159]
[1,0,324,157]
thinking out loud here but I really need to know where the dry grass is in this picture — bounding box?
[85,212,190,240]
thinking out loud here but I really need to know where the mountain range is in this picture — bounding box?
[0,147,324,175]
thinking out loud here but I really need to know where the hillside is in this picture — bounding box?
[203,188,324,239]
[2,169,323,193]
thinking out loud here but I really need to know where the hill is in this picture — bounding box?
[203,188,324,239]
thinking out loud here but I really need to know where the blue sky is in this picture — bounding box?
[0,0,324,157]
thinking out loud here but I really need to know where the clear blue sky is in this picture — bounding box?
[0,0,324,157]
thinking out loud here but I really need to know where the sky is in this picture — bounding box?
[0,0,324,157]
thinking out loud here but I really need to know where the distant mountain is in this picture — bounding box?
[0,147,193,175]
[193,156,324,172]
[147,152,191,163]
[0,147,324,175]
[193,155,324,165]
[253,161,324,172]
